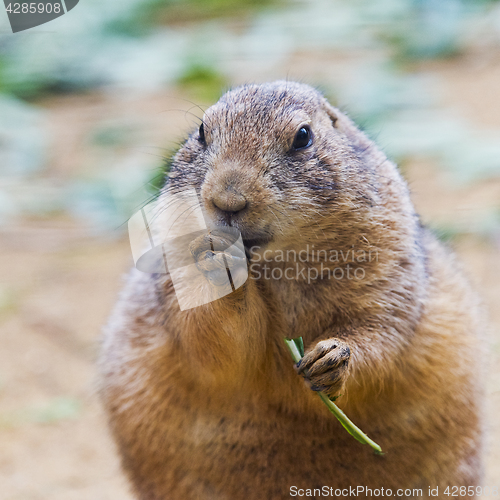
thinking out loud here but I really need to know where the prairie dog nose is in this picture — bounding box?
[212,189,247,213]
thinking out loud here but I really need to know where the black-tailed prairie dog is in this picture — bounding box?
[100,81,485,499]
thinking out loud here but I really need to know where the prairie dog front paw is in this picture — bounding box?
[188,229,245,287]
[296,338,351,397]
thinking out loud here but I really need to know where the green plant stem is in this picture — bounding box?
[284,338,383,455]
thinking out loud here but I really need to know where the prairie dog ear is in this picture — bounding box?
[321,98,358,138]
[322,99,339,128]
[321,98,351,135]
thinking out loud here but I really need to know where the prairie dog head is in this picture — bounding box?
[165,81,387,252]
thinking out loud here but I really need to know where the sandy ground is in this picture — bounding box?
[0,54,499,499]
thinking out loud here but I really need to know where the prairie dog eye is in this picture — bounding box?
[292,125,313,150]
[198,123,205,144]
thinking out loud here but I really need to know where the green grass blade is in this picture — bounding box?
[284,337,384,455]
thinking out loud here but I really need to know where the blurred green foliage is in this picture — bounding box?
[384,0,500,63]
[0,285,18,320]
[430,224,464,243]
[139,0,278,27]
[89,124,138,149]
[30,397,82,424]
[2,0,499,101]
[105,0,279,36]
[176,64,227,103]
[0,397,82,428]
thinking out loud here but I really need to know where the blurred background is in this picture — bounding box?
[0,0,499,497]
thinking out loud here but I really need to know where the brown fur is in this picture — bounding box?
[99,81,485,499]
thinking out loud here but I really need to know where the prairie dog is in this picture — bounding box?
[100,81,485,499]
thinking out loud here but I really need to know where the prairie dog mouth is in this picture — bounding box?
[242,237,272,250]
